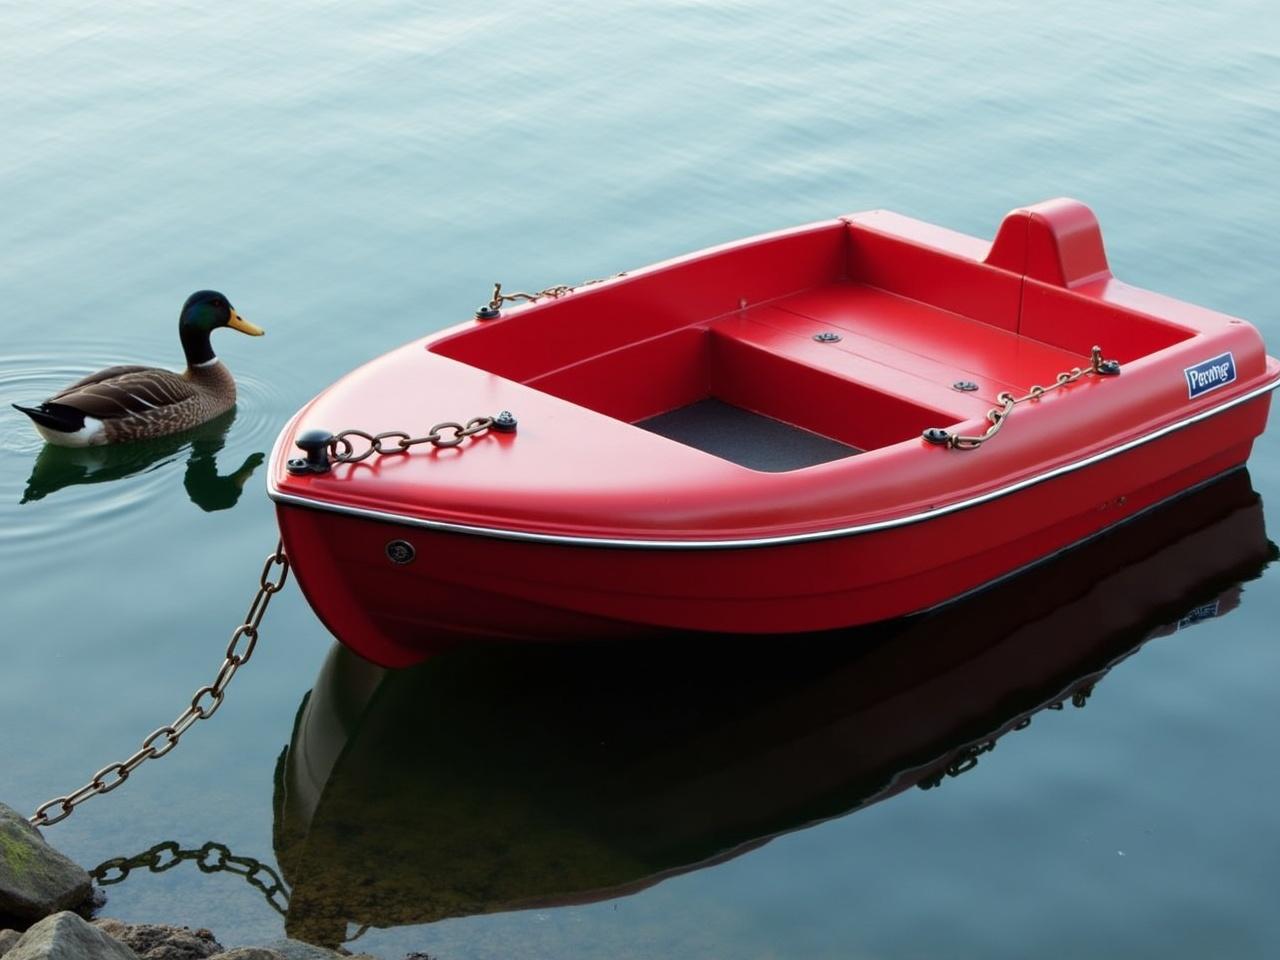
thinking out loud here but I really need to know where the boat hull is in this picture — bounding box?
[276,395,1266,667]
[271,199,1279,667]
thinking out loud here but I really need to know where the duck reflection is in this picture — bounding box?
[20,408,264,511]
[273,469,1276,947]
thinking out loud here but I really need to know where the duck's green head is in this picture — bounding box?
[179,290,263,366]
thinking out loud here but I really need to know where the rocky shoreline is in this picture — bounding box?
[0,913,382,960]
[1,804,381,960]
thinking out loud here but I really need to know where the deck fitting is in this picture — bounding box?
[922,428,951,445]
[288,430,335,475]
[813,332,842,343]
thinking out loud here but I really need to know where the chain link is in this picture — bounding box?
[926,345,1120,450]
[328,415,497,464]
[29,541,290,829]
[91,841,290,916]
[485,273,625,311]
[917,682,1096,790]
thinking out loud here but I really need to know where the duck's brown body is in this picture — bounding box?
[42,361,238,445]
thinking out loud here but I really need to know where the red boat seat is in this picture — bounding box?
[713,283,1094,412]
[711,308,996,422]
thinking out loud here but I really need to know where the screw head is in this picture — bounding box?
[813,331,842,343]
[491,410,518,433]
[952,380,979,392]
[386,540,416,565]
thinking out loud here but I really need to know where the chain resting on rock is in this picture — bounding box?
[29,541,290,829]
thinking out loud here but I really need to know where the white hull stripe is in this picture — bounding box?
[268,373,1280,551]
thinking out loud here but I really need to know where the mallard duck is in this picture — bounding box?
[12,290,263,446]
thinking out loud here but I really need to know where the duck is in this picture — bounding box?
[12,290,263,447]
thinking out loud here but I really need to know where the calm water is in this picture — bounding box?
[3,2,1279,957]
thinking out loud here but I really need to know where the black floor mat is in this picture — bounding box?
[637,398,859,472]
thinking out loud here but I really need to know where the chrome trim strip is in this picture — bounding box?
[268,374,1280,551]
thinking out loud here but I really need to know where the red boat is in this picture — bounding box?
[271,199,1280,667]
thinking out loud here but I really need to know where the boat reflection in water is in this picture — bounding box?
[20,408,264,511]
[273,470,1275,947]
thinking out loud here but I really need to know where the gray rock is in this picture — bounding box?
[5,912,138,960]
[259,940,347,960]
[0,930,21,958]
[0,804,92,923]
[90,921,220,960]
[218,951,284,960]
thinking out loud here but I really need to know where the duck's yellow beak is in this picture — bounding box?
[228,309,265,336]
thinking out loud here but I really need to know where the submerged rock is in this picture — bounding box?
[0,930,21,957]
[0,805,92,923]
[218,950,285,960]
[258,940,364,960]
[4,912,137,960]
[91,920,221,960]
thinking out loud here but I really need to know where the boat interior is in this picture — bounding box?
[430,207,1198,471]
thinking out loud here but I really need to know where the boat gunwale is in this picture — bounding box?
[268,371,1280,551]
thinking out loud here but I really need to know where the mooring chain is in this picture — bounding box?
[488,282,575,306]
[285,411,518,475]
[91,841,290,916]
[475,273,626,318]
[924,345,1121,450]
[29,541,290,829]
[328,414,503,464]
[917,683,1095,790]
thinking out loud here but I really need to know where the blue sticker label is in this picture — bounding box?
[1184,352,1236,399]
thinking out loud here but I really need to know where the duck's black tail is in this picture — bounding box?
[12,402,85,434]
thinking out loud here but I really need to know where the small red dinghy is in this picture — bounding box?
[271,199,1280,667]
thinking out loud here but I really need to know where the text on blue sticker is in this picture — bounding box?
[1184,352,1236,398]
